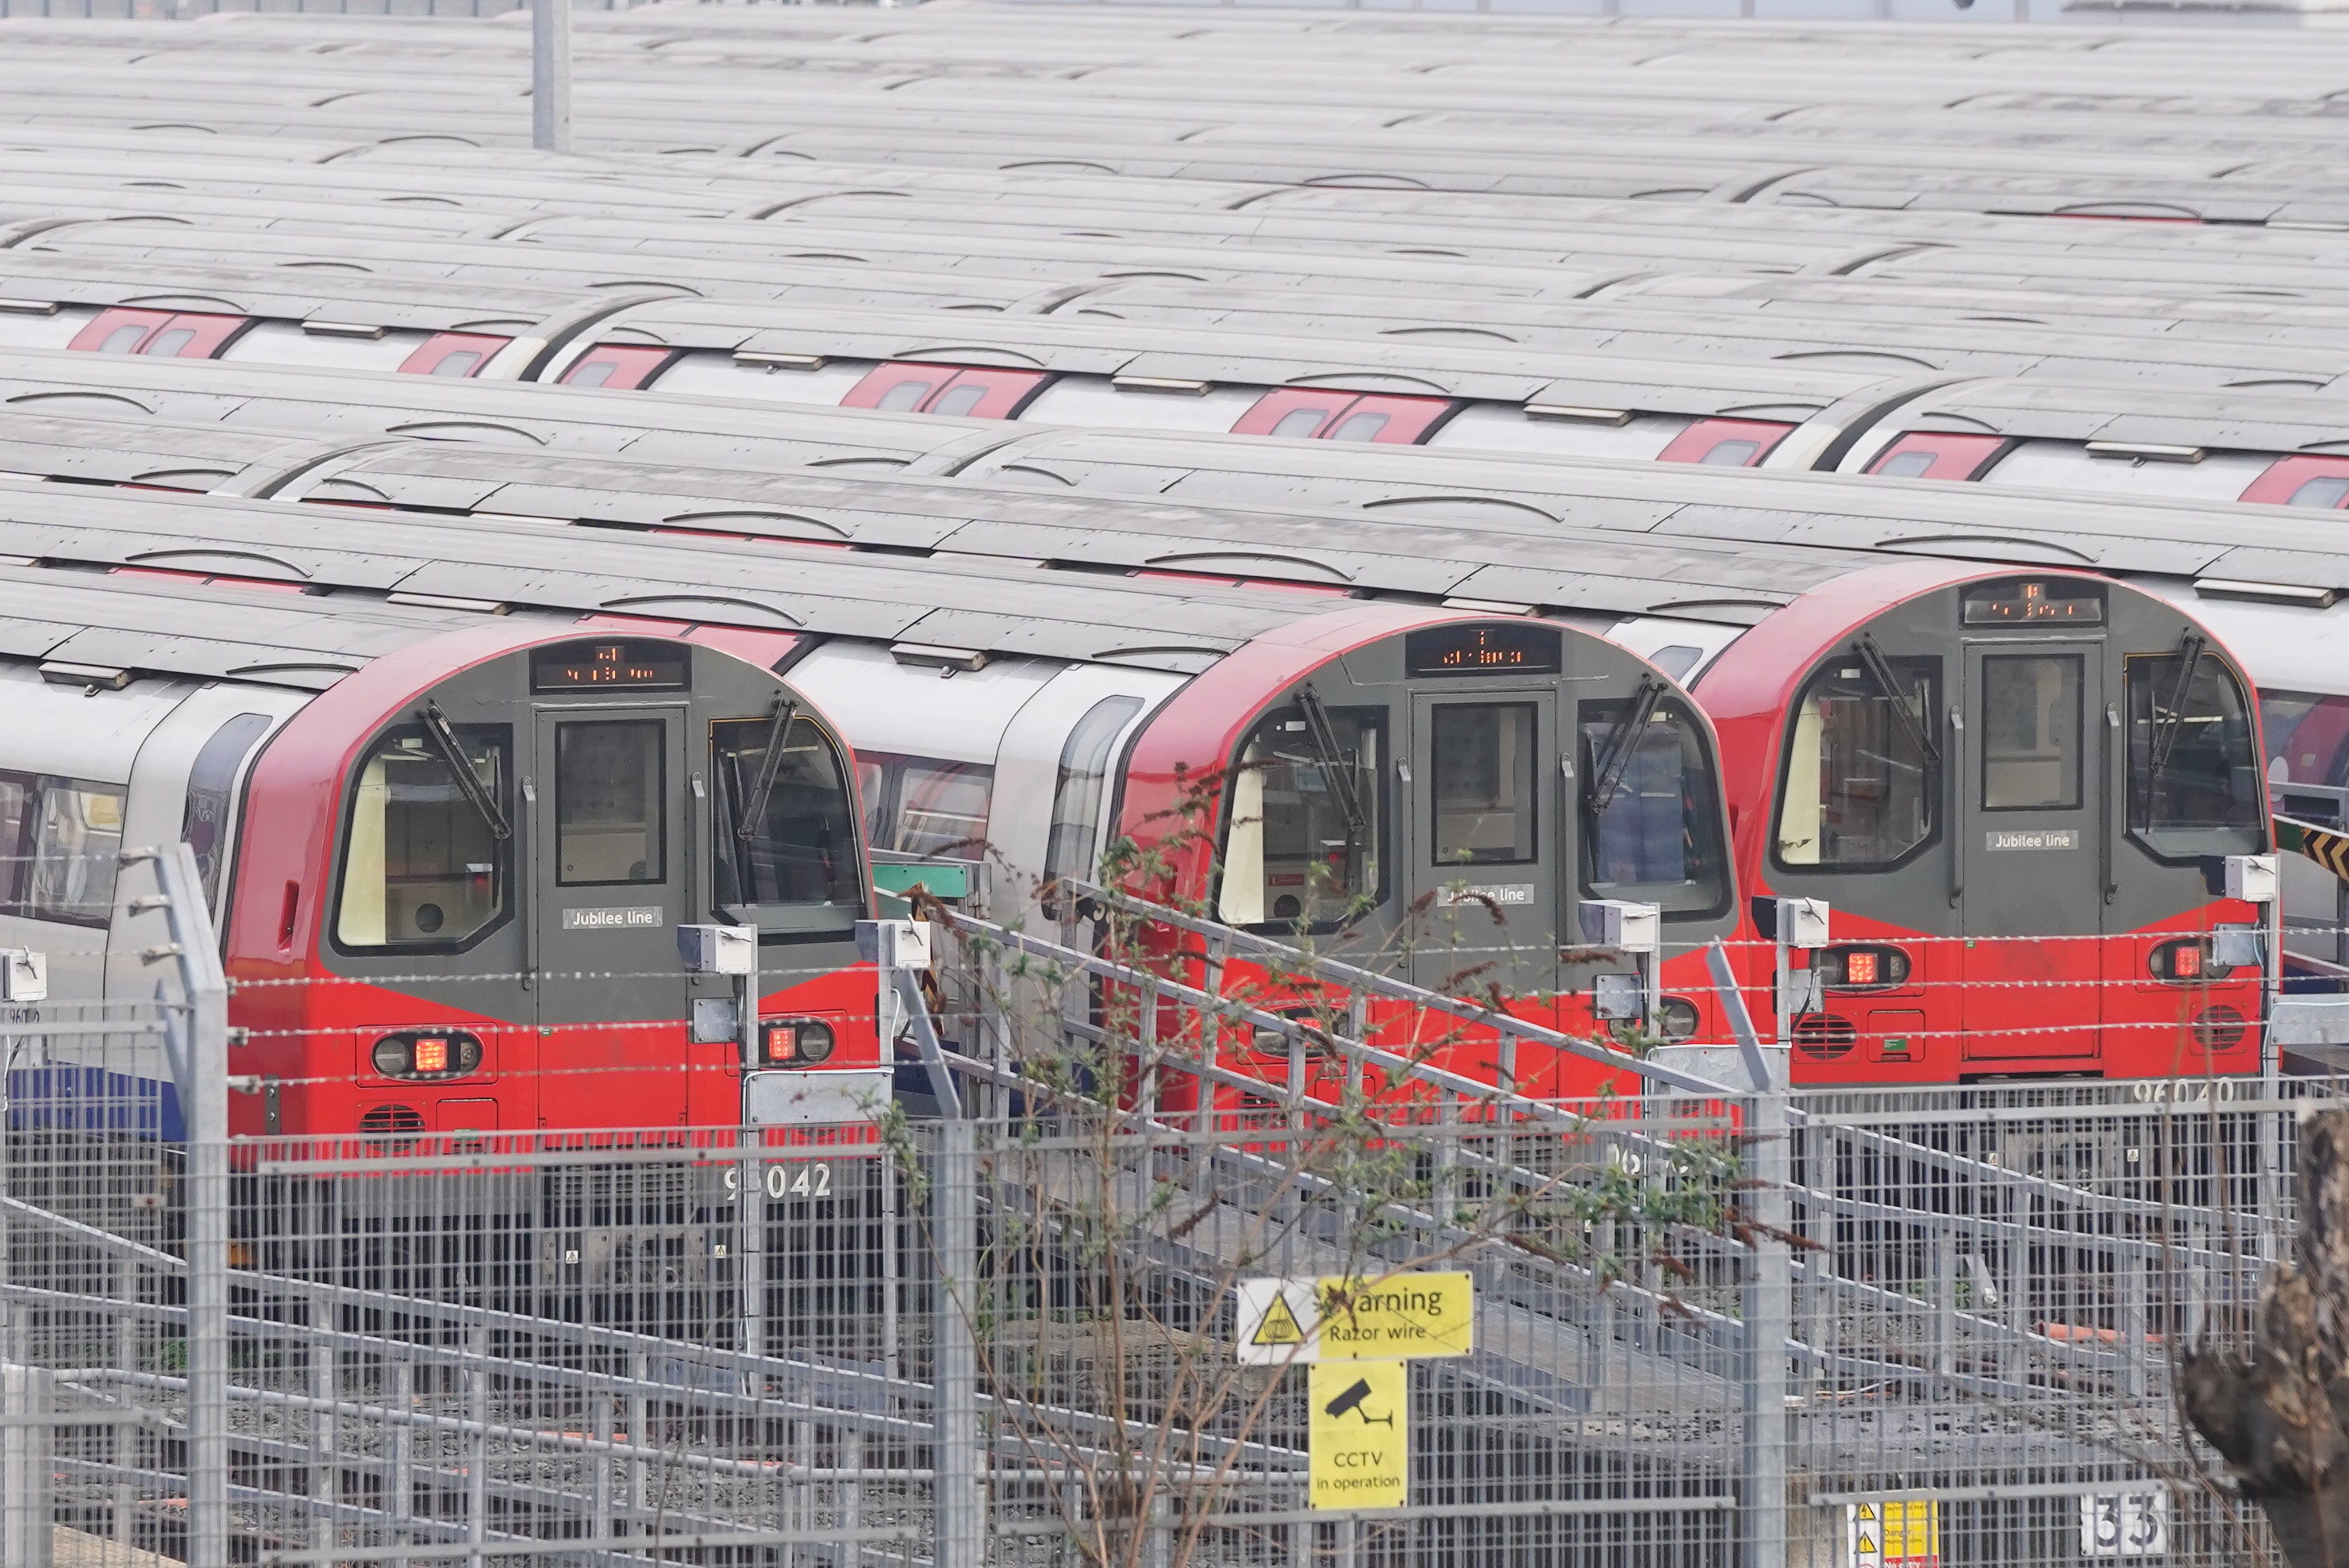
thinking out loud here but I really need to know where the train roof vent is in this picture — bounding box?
[0,300,57,316]
[2086,440,2205,464]
[2193,578,2340,609]
[39,660,130,690]
[890,642,989,674]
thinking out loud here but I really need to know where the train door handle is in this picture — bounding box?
[2102,704,2120,904]
[1947,705,1964,908]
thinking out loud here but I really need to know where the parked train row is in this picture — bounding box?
[0,395,2289,1135]
[0,6,2339,1136]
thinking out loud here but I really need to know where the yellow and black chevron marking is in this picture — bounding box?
[2278,815,2349,882]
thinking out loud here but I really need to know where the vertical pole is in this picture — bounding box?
[156,844,230,1568]
[1743,1080,1792,1568]
[467,1324,487,1568]
[739,942,765,1365]
[531,0,571,154]
[933,1119,982,1568]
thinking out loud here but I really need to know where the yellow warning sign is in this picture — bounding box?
[1253,1292,1305,1348]
[1314,1274,1473,1361]
[1309,1360,1408,1511]
[1847,1498,1940,1567]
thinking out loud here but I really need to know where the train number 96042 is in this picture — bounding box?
[722,1161,835,1201]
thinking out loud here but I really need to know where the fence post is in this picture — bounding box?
[1,1362,51,1568]
[152,844,230,1568]
[1709,940,1790,1568]
[934,1115,982,1568]
[879,916,980,1568]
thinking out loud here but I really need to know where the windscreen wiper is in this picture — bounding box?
[418,702,510,842]
[1294,685,1366,851]
[1854,636,1940,767]
[2148,633,2207,778]
[1586,676,1667,815]
[736,698,800,843]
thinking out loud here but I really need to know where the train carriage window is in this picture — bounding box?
[558,344,677,391]
[1657,418,1797,467]
[2127,648,2265,857]
[0,774,28,905]
[1431,703,1536,866]
[70,309,252,360]
[1045,696,1145,885]
[1232,390,1454,445]
[555,721,663,886]
[2239,455,2349,509]
[711,715,860,917]
[843,363,1048,420]
[852,752,994,859]
[71,309,171,355]
[335,725,511,951]
[1775,657,1940,871]
[398,332,512,378]
[24,779,125,928]
[1217,704,1386,930]
[1866,432,2011,482]
[1981,655,2082,810]
[182,712,274,915]
[1580,698,1729,917]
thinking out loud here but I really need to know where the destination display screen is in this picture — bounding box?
[1405,624,1563,677]
[1961,579,2106,627]
[529,640,690,693]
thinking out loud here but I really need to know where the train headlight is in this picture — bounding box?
[2151,937,2232,982]
[1814,945,1909,992]
[371,1029,482,1080]
[759,1018,836,1067]
[1656,997,1701,1043]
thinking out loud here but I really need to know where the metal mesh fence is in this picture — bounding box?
[0,859,2328,1566]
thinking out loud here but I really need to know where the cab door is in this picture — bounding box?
[1406,693,1561,1001]
[1958,643,2106,1063]
[532,705,698,1128]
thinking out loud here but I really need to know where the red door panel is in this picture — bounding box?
[70,309,173,355]
[2240,455,2349,509]
[150,313,252,359]
[923,367,1048,419]
[1322,394,1454,444]
[1656,417,1797,467]
[69,308,251,359]
[1865,432,2012,481]
[842,362,1049,418]
[844,363,953,412]
[1231,388,1356,439]
[558,343,678,390]
[1231,388,1455,444]
[398,332,511,379]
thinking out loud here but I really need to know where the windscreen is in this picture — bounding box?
[1579,698,1729,917]
[712,714,862,915]
[335,725,510,950]
[2127,649,2266,856]
[1217,705,1385,929]
[1775,656,1940,870]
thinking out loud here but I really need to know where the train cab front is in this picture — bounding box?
[226,628,875,1141]
[1702,567,2270,1086]
[1113,609,1740,1111]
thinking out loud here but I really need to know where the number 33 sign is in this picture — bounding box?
[2079,1490,2169,1558]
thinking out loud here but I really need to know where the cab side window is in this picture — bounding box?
[335,724,512,951]
[712,714,862,914]
[2128,650,2265,856]
[0,772,129,928]
[1775,657,1941,871]
[1217,705,1386,929]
